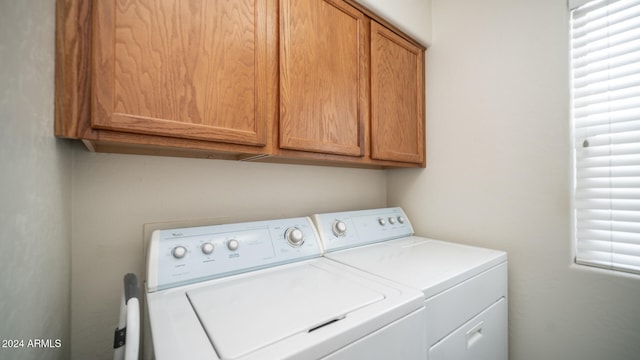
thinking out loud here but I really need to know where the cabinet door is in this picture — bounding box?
[370,22,425,164]
[280,0,367,157]
[92,0,272,147]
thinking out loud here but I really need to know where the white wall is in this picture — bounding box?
[389,0,640,359]
[70,150,387,358]
[0,0,72,359]
[355,0,432,46]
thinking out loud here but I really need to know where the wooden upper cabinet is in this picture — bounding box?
[56,0,424,167]
[91,0,271,147]
[279,0,368,157]
[370,21,425,165]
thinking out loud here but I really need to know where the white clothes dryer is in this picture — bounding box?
[145,216,427,360]
[312,208,508,360]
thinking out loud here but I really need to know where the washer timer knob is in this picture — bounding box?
[172,246,187,259]
[398,216,405,224]
[227,239,239,251]
[332,220,347,237]
[285,227,305,247]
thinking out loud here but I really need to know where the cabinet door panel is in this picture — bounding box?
[371,22,424,164]
[280,0,367,157]
[92,0,270,146]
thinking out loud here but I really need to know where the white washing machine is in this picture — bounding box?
[145,216,427,359]
[312,208,508,360]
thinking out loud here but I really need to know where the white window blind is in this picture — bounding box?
[571,0,640,275]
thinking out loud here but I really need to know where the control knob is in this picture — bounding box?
[332,220,347,237]
[201,242,214,255]
[172,246,187,259]
[227,239,239,251]
[285,227,304,247]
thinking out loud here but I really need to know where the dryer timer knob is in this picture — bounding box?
[332,220,347,237]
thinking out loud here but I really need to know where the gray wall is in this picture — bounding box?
[0,0,72,359]
[389,0,640,359]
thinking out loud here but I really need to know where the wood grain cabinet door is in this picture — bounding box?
[370,22,425,164]
[279,0,368,157]
[91,0,272,147]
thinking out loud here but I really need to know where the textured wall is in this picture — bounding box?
[389,0,640,359]
[0,0,72,359]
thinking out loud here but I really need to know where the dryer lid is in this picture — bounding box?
[187,262,385,359]
[326,237,507,298]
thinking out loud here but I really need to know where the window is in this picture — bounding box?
[571,0,640,275]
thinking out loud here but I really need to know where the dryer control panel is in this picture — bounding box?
[147,217,321,292]
[312,207,414,252]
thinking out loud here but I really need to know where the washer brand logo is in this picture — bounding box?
[171,232,183,237]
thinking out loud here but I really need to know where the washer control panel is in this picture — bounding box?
[312,207,414,252]
[147,217,321,292]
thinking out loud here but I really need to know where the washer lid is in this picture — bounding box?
[186,262,384,359]
[326,237,507,298]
